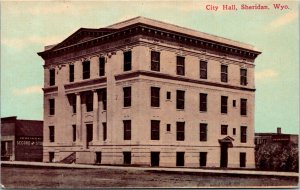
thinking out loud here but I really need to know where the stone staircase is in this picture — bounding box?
[60,152,76,164]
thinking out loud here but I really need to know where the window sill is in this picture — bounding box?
[48,115,55,117]
[200,111,207,113]
[151,106,160,109]
[221,113,228,115]
[241,115,248,117]
[123,107,131,109]
[176,109,185,111]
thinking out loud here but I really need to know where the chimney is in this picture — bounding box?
[277,127,281,134]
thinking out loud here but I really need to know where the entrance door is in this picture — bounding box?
[151,152,160,167]
[86,124,93,149]
[220,144,228,168]
[176,152,185,167]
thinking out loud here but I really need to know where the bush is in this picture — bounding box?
[255,142,298,172]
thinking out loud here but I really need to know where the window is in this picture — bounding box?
[176,56,185,76]
[95,152,101,164]
[49,152,54,163]
[100,89,107,110]
[233,100,236,107]
[176,152,185,166]
[103,122,107,141]
[72,125,76,142]
[240,152,246,167]
[151,152,160,167]
[151,87,160,107]
[124,51,132,71]
[240,99,247,116]
[176,122,185,141]
[123,87,131,107]
[233,128,236,135]
[200,123,207,141]
[83,61,90,79]
[221,96,228,114]
[200,60,207,79]
[240,69,247,86]
[221,125,228,135]
[176,90,185,110]
[166,124,171,132]
[241,126,247,143]
[49,99,55,115]
[99,57,105,76]
[221,65,228,82]
[86,124,93,143]
[69,64,74,82]
[70,94,76,113]
[49,126,54,142]
[166,91,171,100]
[123,120,131,140]
[123,151,131,164]
[200,93,207,112]
[86,92,93,112]
[151,51,160,71]
[151,120,160,140]
[200,152,207,167]
[49,69,55,86]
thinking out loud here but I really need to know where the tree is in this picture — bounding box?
[255,142,298,172]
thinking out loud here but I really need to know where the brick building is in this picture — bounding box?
[37,17,261,168]
[1,116,43,161]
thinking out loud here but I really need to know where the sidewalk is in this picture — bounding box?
[1,161,298,178]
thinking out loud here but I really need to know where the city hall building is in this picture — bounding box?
[38,17,261,168]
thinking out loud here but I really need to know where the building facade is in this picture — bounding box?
[38,17,261,168]
[1,116,43,161]
[255,127,298,148]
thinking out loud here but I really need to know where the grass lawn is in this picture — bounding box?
[1,166,298,188]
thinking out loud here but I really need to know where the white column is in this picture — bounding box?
[93,90,99,142]
[76,92,81,143]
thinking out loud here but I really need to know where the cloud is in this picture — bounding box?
[256,69,279,80]
[2,35,64,50]
[266,10,298,31]
[12,85,43,96]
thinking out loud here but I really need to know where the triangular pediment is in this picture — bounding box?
[219,136,235,143]
[50,28,116,51]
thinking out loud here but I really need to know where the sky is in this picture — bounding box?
[1,0,299,134]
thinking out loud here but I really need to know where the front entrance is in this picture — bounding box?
[220,144,228,168]
[151,152,160,167]
[219,136,234,168]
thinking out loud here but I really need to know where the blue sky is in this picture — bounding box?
[1,1,299,134]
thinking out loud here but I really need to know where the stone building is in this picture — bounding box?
[1,116,43,161]
[37,17,261,168]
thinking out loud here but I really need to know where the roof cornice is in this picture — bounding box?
[38,23,261,60]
